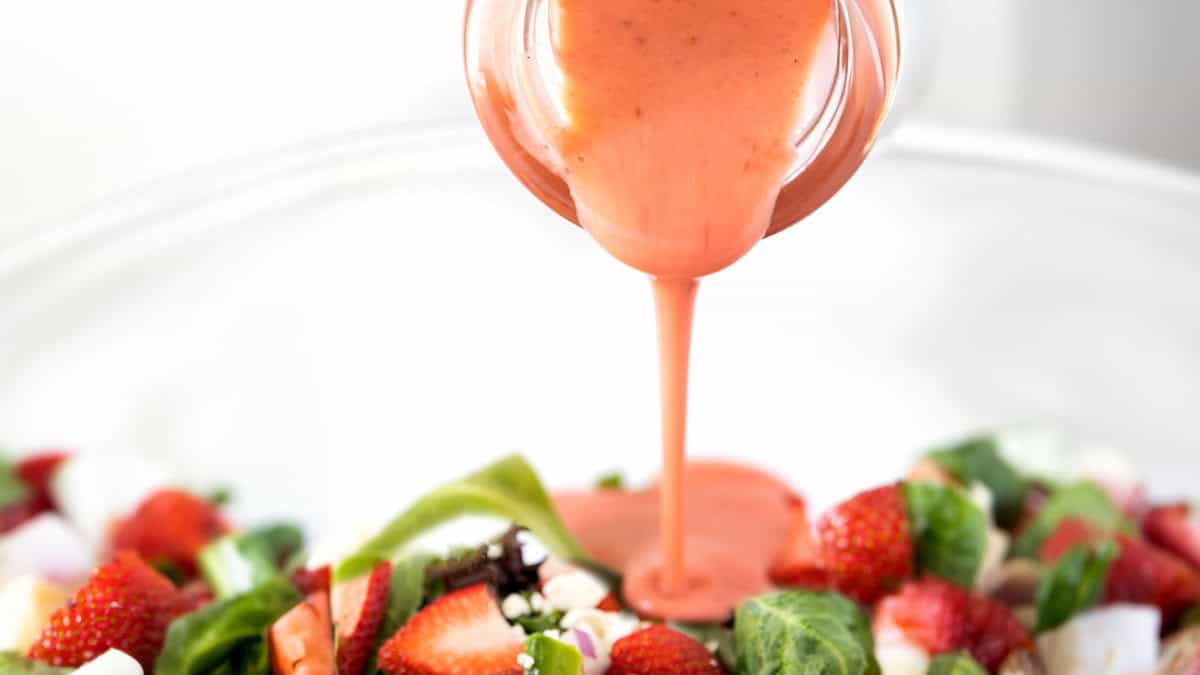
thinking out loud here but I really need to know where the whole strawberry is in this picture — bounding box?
[111,489,230,575]
[27,551,186,669]
[817,484,914,604]
[608,624,723,675]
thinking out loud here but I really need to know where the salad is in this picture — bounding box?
[0,435,1198,675]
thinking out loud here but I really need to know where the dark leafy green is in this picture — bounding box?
[336,455,593,582]
[903,482,988,588]
[926,652,987,675]
[735,590,879,675]
[1011,482,1127,559]
[0,454,30,508]
[1035,541,1118,632]
[0,652,69,674]
[524,634,583,675]
[1184,604,1200,628]
[594,471,625,490]
[363,552,437,674]
[198,523,304,599]
[927,435,1026,526]
[513,610,564,634]
[673,623,737,672]
[207,486,233,507]
[155,576,300,675]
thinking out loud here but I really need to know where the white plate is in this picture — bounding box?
[2,123,1198,538]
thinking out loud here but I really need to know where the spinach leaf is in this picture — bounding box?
[926,652,987,675]
[198,523,304,599]
[155,576,300,675]
[0,453,30,508]
[1034,541,1117,632]
[734,590,879,675]
[363,552,437,674]
[927,435,1026,527]
[336,455,592,581]
[673,623,737,673]
[1011,482,1127,559]
[0,652,69,674]
[903,482,988,588]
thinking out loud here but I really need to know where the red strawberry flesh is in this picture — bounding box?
[334,560,392,675]
[1145,503,1200,570]
[608,624,722,675]
[376,583,522,675]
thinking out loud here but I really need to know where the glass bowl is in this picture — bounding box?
[2,122,1198,536]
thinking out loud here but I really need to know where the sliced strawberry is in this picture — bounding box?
[1038,516,1102,562]
[376,583,523,675]
[607,624,722,675]
[769,494,827,589]
[270,591,335,675]
[0,499,42,535]
[817,484,913,604]
[1145,503,1200,570]
[1040,518,1200,625]
[333,560,392,675]
[178,579,215,612]
[292,564,332,596]
[14,450,71,511]
[110,489,230,575]
[875,577,1031,671]
[27,551,186,669]
[1105,534,1200,626]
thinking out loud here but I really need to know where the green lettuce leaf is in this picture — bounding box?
[524,634,583,675]
[903,482,988,588]
[1011,482,1127,559]
[1034,541,1118,632]
[926,435,1026,527]
[0,454,30,509]
[734,590,879,675]
[926,652,987,675]
[0,652,69,674]
[155,576,300,675]
[336,455,592,581]
[198,523,305,599]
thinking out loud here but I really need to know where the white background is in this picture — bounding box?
[2,1,1199,245]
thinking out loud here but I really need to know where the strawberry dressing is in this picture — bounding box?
[546,0,832,620]
[554,463,796,621]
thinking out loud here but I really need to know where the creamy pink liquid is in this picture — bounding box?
[549,0,831,617]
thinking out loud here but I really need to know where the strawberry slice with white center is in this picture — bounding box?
[376,583,523,675]
[333,561,391,675]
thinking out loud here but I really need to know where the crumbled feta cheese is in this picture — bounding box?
[72,649,144,675]
[529,592,546,613]
[1037,604,1160,675]
[517,651,535,672]
[542,629,562,641]
[517,531,548,567]
[487,543,503,560]
[967,482,995,525]
[874,642,930,675]
[873,614,930,675]
[975,528,1011,594]
[0,576,71,652]
[543,570,609,612]
[561,609,640,647]
[502,593,533,619]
